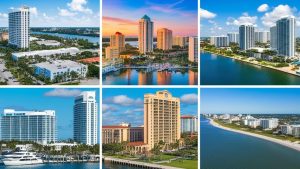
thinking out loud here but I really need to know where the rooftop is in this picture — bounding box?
[34,60,85,72]
[141,15,151,21]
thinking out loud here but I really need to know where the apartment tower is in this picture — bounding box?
[188,37,198,62]
[276,16,295,57]
[239,25,255,50]
[138,15,153,54]
[157,28,173,50]
[144,90,180,149]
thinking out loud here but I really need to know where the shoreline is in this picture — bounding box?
[209,118,300,152]
[202,50,300,78]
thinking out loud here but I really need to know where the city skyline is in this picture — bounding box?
[201,1,300,37]
[102,88,198,126]
[102,0,197,37]
[201,88,300,114]
[0,88,99,140]
[0,0,99,27]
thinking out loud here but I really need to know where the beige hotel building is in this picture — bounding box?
[157,28,173,50]
[105,32,125,59]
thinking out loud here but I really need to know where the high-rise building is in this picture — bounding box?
[270,26,277,50]
[1,109,56,145]
[227,32,239,44]
[239,25,255,50]
[105,47,120,59]
[138,15,153,54]
[181,116,198,133]
[144,90,180,149]
[8,6,30,48]
[254,31,270,43]
[157,28,172,50]
[130,126,144,142]
[110,32,125,52]
[210,36,228,47]
[260,118,279,129]
[74,91,98,145]
[173,36,188,47]
[276,16,295,57]
[188,37,198,62]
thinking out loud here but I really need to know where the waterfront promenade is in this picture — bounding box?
[209,119,300,152]
[103,157,183,169]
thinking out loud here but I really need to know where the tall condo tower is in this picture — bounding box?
[276,16,295,57]
[157,28,173,50]
[270,26,277,50]
[239,25,255,51]
[8,6,30,48]
[188,37,198,62]
[74,91,98,145]
[138,15,153,54]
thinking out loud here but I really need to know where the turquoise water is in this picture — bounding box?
[201,117,300,169]
[0,163,99,169]
[200,52,300,85]
[31,32,99,44]
[103,69,198,85]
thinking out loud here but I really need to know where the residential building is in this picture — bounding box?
[210,36,228,47]
[138,15,153,54]
[181,116,198,133]
[0,32,9,41]
[74,91,98,145]
[157,28,172,50]
[144,90,180,149]
[110,32,125,52]
[8,6,29,48]
[47,142,77,151]
[130,126,144,142]
[292,125,300,138]
[34,60,87,81]
[280,125,293,135]
[260,118,279,129]
[227,32,239,44]
[248,119,260,128]
[12,47,80,61]
[105,47,120,59]
[36,40,61,47]
[1,109,56,145]
[188,37,198,62]
[102,125,130,144]
[239,25,255,50]
[276,16,295,57]
[173,36,188,47]
[254,31,270,43]
[270,26,277,50]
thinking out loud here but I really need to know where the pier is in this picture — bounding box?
[103,157,183,169]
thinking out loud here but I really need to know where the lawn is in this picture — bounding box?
[161,159,198,169]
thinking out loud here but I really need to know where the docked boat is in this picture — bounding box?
[2,151,43,166]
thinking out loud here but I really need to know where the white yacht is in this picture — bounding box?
[2,151,43,166]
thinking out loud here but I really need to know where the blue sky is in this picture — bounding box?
[201,0,300,37]
[102,88,198,126]
[0,0,99,27]
[0,88,99,140]
[103,0,198,36]
[201,88,300,114]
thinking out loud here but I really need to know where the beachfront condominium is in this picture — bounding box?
[260,118,279,129]
[8,6,30,48]
[144,90,180,149]
[181,116,198,134]
[210,36,228,47]
[276,16,295,57]
[138,15,153,54]
[188,37,198,63]
[227,32,239,44]
[254,31,270,43]
[1,109,56,145]
[270,26,277,50]
[239,25,255,51]
[74,91,98,145]
[157,28,173,50]
[173,36,188,48]
[106,32,125,59]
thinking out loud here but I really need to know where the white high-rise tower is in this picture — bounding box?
[138,15,153,54]
[8,6,30,48]
[239,25,255,51]
[276,16,295,57]
[74,91,98,145]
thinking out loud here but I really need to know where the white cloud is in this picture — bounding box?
[180,93,198,104]
[257,4,269,12]
[44,89,81,97]
[0,13,8,18]
[67,0,92,14]
[105,95,142,106]
[261,5,294,27]
[58,8,77,17]
[30,7,38,16]
[226,13,257,26]
[200,8,216,19]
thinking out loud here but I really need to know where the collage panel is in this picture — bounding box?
[0,0,100,85]
[201,88,300,169]
[200,0,300,85]
[0,88,100,168]
[102,88,198,169]
[102,0,198,85]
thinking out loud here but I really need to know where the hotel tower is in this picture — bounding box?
[106,32,125,58]
[144,90,180,149]
[74,91,98,145]
[157,28,173,50]
[138,15,153,54]
[8,6,30,48]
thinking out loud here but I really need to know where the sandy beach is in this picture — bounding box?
[209,119,300,152]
